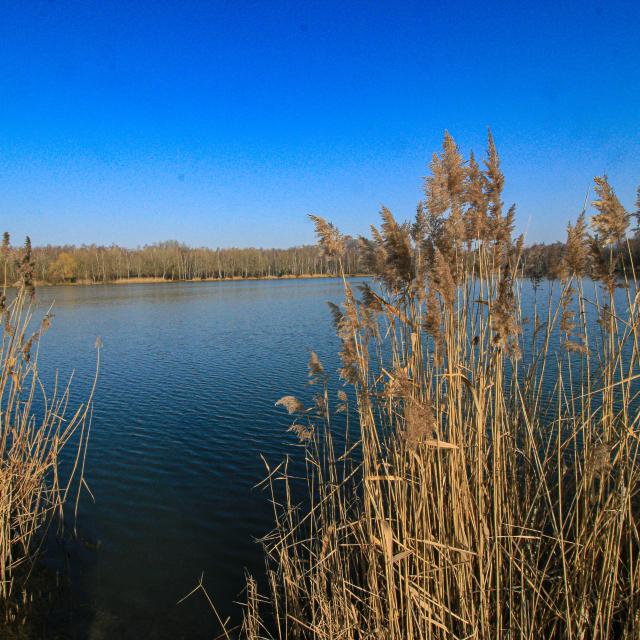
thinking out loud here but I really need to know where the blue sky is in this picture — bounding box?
[0,0,638,248]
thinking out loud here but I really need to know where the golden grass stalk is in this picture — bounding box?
[234,133,640,639]
[0,239,98,603]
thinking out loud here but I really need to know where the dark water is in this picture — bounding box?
[32,278,349,639]
[26,277,637,638]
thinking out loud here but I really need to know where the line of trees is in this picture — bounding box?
[521,237,640,281]
[0,238,363,284]
[12,234,634,286]
[1,182,638,286]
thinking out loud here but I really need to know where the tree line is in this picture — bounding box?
[2,234,639,286]
[0,237,363,284]
[521,235,640,282]
[1,182,638,286]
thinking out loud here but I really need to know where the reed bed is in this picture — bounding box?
[224,132,640,639]
[0,235,98,615]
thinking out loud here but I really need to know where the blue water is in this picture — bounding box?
[33,278,350,639]
[27,276,637,638]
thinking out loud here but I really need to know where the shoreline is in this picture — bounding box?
[31,273,369,288]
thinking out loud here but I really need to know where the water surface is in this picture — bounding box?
[35,278,349,639]
[29,276,637,638]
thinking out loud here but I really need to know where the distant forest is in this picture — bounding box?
[1,237,363,284]
[1,222,639,286]
[523,236,640,281]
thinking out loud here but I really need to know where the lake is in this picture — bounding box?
[33,278,350,639]
[27,276,637,638]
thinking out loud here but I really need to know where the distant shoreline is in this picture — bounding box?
[31,273,369,288]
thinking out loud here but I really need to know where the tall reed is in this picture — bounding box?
[0,235,98,606]
[231,132,639,639]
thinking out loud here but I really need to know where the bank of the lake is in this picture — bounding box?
[27,273,367,288]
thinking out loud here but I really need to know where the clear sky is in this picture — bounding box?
[0,0,638,249]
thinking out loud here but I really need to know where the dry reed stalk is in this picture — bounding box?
[0,236,98,606]
[233,133,640,639]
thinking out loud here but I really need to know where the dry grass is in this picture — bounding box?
[0,236,98,613]
[221,132,640,639]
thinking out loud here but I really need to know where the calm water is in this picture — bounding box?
[27,277,637,638]
[33,278,350,639]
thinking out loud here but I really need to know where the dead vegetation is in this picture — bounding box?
[229,131,640,638]
[0,235,98,623]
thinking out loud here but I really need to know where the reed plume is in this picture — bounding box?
[232,133,640,640]
[591,175,629,245]
[464,151,489,244]
[308,214,345,259]
[562,211,590,278]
